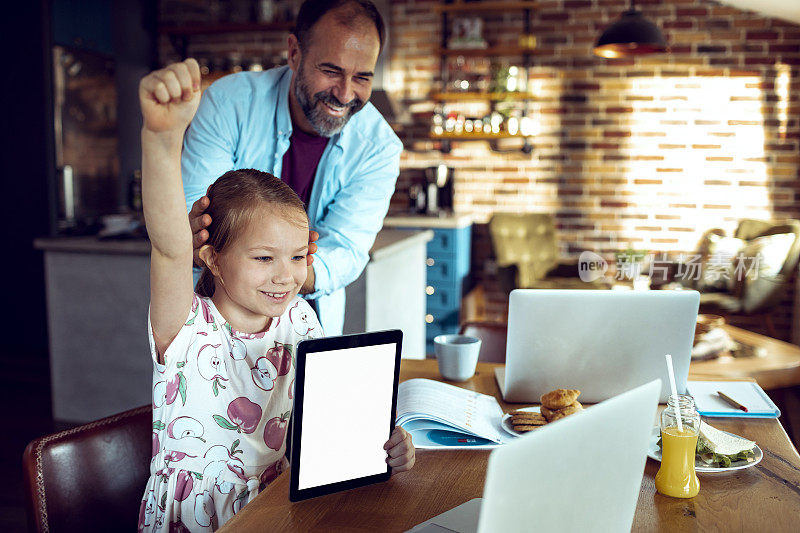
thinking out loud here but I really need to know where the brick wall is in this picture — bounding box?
[387,0,800,340]
[156,0,800,340]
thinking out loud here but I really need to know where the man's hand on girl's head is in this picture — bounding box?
[189,195,211,267]
[307,230,319,267]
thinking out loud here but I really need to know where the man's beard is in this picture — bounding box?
[294,61,366,137]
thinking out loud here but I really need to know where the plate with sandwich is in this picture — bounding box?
[648,421,762,472]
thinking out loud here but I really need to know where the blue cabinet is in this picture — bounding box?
[383,216,472,355]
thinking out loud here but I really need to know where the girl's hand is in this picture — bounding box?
[139,58,202,135]
[384,427,415,473]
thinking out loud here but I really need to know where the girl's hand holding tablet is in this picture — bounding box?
[385,427,416,473]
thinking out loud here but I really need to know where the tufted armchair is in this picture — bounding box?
[488,213,607,293]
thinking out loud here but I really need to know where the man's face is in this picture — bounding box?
[289,13,381,137]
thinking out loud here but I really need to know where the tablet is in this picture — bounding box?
[289,329,402,502]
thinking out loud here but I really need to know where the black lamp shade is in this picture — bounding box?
[594,9,668,58]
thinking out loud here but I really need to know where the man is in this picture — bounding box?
[178,0,401,335]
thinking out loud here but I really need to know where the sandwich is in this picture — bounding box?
[656,421,756,467]
[696,422,756,467]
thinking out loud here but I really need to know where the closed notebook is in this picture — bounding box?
[687,381,780,418]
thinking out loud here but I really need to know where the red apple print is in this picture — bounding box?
[151,432,159,458]
[200,299,215,325]
[265,343,292,376]
[289,302,313,335]
[153,381,167,409]
[259,459,284,489]
[229,337,247,360]
[164,450,195,464]
[226,461,248,481]
[167,416,205,442]
[165,376,179,404]
[174,471,193,502]
[264,411,290,451]
[168,520,192,533]
[227,397,262,434]
[251,357,278,391]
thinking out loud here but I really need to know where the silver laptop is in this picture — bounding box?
[407,379,661,533]
[496,289,699,403]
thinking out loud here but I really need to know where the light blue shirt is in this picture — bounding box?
[182,66,402,335]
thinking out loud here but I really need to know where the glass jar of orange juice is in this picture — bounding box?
[655,395,700,498]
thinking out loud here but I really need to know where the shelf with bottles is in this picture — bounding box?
[430,91,537,101]
[193,53,288,90]
[437,45,538,57]
[158,21,294,37]
[433,0,537,153]
[159,0,298,59]
[429,107,538,153]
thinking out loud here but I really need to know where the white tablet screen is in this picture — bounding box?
[297,342,397,490]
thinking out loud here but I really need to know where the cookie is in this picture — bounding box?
[540,389,581,410]
[509,409,540,416]
[512,424,542,433]
[540,405,556,420]
[548,401,584,422]
[512,416,547,426]
[510,411,546,421]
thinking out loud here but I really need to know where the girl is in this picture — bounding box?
[137,59,414,532]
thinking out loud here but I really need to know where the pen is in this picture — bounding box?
[717,390,748,412]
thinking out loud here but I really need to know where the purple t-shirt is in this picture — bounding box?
[281,127,329,204]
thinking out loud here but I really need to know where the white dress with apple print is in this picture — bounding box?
[138,294,321,532]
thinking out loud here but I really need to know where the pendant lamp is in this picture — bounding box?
[593,4,668,58]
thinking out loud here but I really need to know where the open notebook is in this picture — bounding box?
[396,379,510,449]
[687,381,780,418]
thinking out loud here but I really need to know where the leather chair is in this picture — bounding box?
[488,213,609,294]
[459,321,508,363]
[23,405,152,532]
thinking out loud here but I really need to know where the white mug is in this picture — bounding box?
[434,334,481,382]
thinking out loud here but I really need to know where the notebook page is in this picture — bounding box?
[397,378,505,441]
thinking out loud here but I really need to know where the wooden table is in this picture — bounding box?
[690,324,800,389]
[220,360,800,532]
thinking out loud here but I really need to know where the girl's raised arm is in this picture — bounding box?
[140,59,202,359]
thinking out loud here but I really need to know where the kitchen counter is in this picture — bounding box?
[34,236,150,255]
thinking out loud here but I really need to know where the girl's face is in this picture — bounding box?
[213,206,309,331]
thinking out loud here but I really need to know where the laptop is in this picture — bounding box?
[496,289,699,403]
[406,379,661,533]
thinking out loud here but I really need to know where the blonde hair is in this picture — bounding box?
[196,169,308,297]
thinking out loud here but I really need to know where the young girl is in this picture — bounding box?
[137,59,414,532]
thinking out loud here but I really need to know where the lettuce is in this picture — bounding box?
[657,432,754,467]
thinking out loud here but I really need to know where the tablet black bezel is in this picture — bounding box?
[289,329,403,502]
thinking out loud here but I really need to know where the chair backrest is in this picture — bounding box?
[488,213,560,287]
[23,405,152,532]
[733,219,800,313]
[459,321,508,363]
